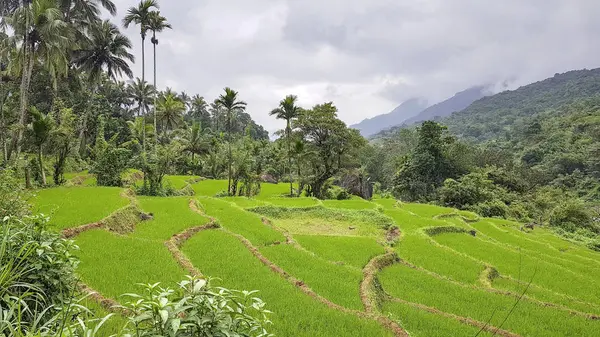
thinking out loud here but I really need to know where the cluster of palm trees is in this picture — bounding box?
[0,0,302,196]
[0,0,173,162]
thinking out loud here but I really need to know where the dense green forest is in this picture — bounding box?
[446,68,600,141]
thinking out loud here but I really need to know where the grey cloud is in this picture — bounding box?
[111,0,600,130]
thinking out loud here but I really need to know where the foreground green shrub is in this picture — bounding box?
[0,215,80,335]
[0,168,30,218]
[120,276,273,337]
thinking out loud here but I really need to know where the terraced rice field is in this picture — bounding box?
[30,176,600,336]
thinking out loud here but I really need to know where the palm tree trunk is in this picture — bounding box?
[152,34,158,145]
[287,124,293,196]
[0,72,7,163]
[141,35,146,153]
[38,144,46,185]
[227,109,232,195]
[8,35,33,162]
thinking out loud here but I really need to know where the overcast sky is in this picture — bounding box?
[112,0,600,133]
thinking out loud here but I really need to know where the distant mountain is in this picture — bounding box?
[446,68,600,141]
[402,86,490,126]
[350,98,428,137]
[371,86,490,139]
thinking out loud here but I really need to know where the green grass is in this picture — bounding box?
[164,175,198,189]
[191,180,297,198]
[132,197,209,240]
[373,198,398,209]
[380,263,600,337]
[492,277,600,315]
[433,232,600,303]
[395,232,484,284]
[321,199,377,210]
[75,229,185,299]
[32,187,129,229]
[399,203,456,218]
[222,196,270,208]
[27,180,600,336]
[197,197,285,245]
[250,205,393,238]
[384,301,492,337]
[295,235,386,268]
[261,244,364,310]
[263,197,321,207]
[191,179,228,196]
[384,209,460,233]
[471,220,600,280]
[182,230,392,337]
[257,182,297,198]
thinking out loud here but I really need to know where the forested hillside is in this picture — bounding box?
[446,68,600,141]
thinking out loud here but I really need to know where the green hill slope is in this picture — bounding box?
[446,68,600,141]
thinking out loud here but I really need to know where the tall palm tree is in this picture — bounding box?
[270,95,301,196]
[147,10,170,138]
[72,19,134,155]
[216,87,247,195]
[126,78,155,151]
[4,0,70,161]
[157,92,185,134]
[123,0,157,95]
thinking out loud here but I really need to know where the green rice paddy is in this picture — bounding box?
[29,177,600,336]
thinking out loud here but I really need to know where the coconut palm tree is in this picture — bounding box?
[123,0,157,89]
[147,10,171,139]
[59,0,116,26]
[270,95,301,196]
[190,94,210,127]
[30,107,54,185]
[125,117,154,151]
[126,78,155,151]
[183,121,208,161]
[72,19,134,155]
[215,87,247,195]
[4,0,70,161]
[127,78,155,117]
[157,92,185,134]
[73,20,134,83]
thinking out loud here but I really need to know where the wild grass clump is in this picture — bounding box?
[248,205,395,230]
[102,204,141,234]
[423,226,469,237]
